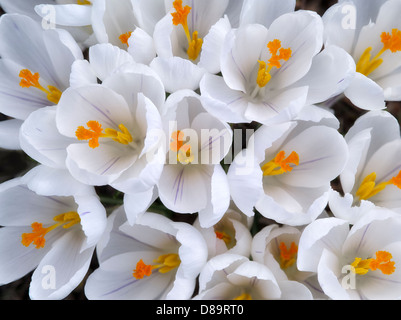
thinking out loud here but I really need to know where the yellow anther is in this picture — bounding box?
[257,39,292,88]
[261,151,299,176]
[233,293,252,300]
[171,0,203,61]
[119,31,133,47]
[21,211,80,249]
[215,230,231,246]
[170,130,194,164]
[356,171,401,201]
[75,120,133,149]
[19,69,62,104]
[357,28,401,76]
[132,254,181,279]
[351,251,395,276]
[77,0,91,4]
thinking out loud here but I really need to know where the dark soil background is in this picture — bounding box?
[0,0,400,300]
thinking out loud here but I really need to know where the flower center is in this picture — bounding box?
[75,120,133,149]
[261,150,299,176]
[355,170,401,201]
[19,69,62,104]
[279,241,298,269]
[233,292,252,300]
[350,251,395,276]
[356,28,401,77]
[77,0,91,4]
[132,253,181,279]
[256,39,292,88]
[21,211,80,249]
[215,230,232,246]
[170,130,194,164]
[171,0,203,61]
[119,31,133,47]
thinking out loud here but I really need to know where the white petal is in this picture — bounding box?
[158,164,210,214]
[150,56,207,93]
[56,85,135,138]
[123,187,158,225]
[297,217,349,273]
[317,248,350,300]
[69,60,98,88]
[200,73,250,123]
[21,165,96,198]
[66,142,138,185]
[198,165,230,228]
[0,119,22,150]
[127,28,156,65]
[0,59,49,120]
[344,72,386,110]
[88,43,135,82]
[199,16,231,74]
[279,125,349,188]
[220,24,268,92]
[35,4,92,27]
[20,106,71,168]
[293,45,356,105]
[0,226,46,284]
[29,230,94,300]
[239,0,295,28]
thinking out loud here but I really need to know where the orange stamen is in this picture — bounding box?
[19,69,62,104]
[119,31,132,47]
[279,242,298,269]
[261,150,299,176]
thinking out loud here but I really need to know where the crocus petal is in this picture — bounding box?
[239,0,295,28]
[158,164,210,214]
[344,72,386,110]
[29,229,94,300]
[297,217,350,273]
[0,118,22,150]
[20,106,72,169]
[35,4,92,27]
[150,56,207,93]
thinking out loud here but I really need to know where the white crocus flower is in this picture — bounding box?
[193,253,312,300]
[35,0,163,63]
[297,207,401,300]
[251,224,328,299]
[151,0,232,92]
[323,0,401,110]
[19,44,150,168]
[228,114,349,226]
[200,9,355,125]
[0,13,82,150]
[329,110,401,224]
[54,68,165,196]
[155,89,232,228]
[0,164,107,300]
[193,208,253,260]
[85,206,208,300]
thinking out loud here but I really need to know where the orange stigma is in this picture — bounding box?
[132,254,181,279]
[357,28,401,76]
[257,39,292,87]
[76,120,133,149]
[351,251,395,275]
[279,242,298,269]
[171,0,203,61]
[119,31,133,47]
[19,69,62,104]
[261,150,299,176]
[21,212,80,249]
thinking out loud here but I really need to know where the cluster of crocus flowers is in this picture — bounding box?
[1,0,401,302]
